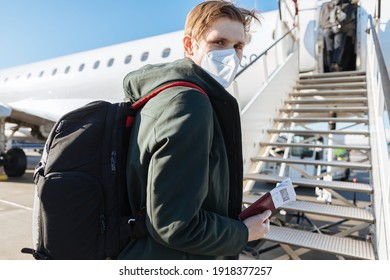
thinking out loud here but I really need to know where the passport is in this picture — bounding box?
[240,178,296,220]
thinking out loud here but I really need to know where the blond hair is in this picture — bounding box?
[184,0,260,42]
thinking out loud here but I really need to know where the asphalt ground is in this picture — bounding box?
[0,155,38,260]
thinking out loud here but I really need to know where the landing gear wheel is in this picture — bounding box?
[4,148,27,177]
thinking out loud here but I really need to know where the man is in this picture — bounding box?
[319,0,348,72]
[119,0,271,260]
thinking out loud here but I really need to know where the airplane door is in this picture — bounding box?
[298,0,319,72]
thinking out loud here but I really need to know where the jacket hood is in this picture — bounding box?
[123,58,231,103]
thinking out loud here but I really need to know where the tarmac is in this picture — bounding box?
[0,154,38,260]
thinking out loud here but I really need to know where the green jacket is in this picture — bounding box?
[118,58,248,260]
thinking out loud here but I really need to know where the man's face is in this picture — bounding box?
[186,17,246,65]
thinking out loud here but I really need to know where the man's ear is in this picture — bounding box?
[183,35,194,57]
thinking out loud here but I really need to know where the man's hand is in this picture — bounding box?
[243,210,271,242]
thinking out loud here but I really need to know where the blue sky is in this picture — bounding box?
[0,0,278,69]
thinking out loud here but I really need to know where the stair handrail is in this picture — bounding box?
[235,27,296,79]
[366,14,390,259]
[368,15,390,119]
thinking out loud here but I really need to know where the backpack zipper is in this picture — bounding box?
[55,120,65,133]
[100,214,106,234]
[111,150,117,173]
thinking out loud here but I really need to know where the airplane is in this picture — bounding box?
[1,0,389,261]
[0,9,280,178]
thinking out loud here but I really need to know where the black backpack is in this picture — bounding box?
[21,81,207,260]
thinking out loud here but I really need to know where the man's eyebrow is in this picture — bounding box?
[209,36,246,45]
[208,36,227,43]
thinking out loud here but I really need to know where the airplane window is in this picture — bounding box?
[79,63,85,72]
[27,73,32,79]
[93,61,100,69]
[64,66,71,74]
[39,71,45,78]
[124,55,132,64]
[141,52,149,61]
[107,58,114,67]
[162,48,171,58]
[52,69,58,76]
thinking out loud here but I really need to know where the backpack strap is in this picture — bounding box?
[125,81,208,127]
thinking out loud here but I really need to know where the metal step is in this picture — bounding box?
[243,195,374,223]
[294,82,367,90]
[250,71,376,260]
[282,201,374,223]
[243,174,373,193]
[286,97,368,105]
[265,225,375,259]
[259,142,371,151]
[274,117,369,123]
[267,129,369,136]
[290,89,367,97]
[280,107,368,113]
[298,76,366,84]
[299,71,366,79]
[250,157,372,169]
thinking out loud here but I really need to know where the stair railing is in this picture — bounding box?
[238,27,299,190]
[365,14,390,259]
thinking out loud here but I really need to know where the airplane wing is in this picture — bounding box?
[7,98,94,123]
[4,98,98,138]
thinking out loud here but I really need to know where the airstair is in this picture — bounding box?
[236,0,390,261]
[241,71,376,260]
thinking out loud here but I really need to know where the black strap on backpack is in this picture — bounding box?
[125,81,208,127]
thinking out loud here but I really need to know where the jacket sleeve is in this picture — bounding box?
[319,4,328,29]
[145,89,248,256]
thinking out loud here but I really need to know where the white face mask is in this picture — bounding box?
[198,47,240,88]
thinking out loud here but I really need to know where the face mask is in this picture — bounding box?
[197,46,240,88]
